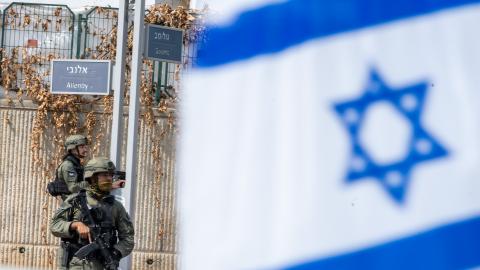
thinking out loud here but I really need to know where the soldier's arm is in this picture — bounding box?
[61,162,89,193]
[50,200,78,239]
[113,201,135,257]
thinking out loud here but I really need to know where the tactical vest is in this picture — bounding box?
[46,154,84,197]
[60,154,84,183]
[61,195,118,266]
[77,198,118,247]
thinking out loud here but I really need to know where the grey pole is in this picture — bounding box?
[111,3,130,270]
[121,0,145,268]
[110,0,128,168]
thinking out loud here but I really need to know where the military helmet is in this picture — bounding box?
[84,157,116,180]
[65,134,88,151]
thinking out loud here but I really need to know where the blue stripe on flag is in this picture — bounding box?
[285,215,480,270]
[197,0,480,68]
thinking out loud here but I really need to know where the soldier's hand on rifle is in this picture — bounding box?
[71,221,92,242]
[112,180,126,189]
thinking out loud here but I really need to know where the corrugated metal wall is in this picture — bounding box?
[0,100,177,269]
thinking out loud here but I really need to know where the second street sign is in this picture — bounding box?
[145,24,183,63]
[50,59,111,95]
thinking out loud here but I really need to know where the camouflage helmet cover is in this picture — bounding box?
[84,157,116,180]
[65,134,88,151]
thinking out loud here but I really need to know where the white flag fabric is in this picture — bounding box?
[179,0,480,269]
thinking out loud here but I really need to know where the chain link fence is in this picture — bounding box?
[82,6,122,60]
[0,2,74,90]
[1,2,199,103]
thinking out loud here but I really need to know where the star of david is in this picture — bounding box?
[333,69,449,204]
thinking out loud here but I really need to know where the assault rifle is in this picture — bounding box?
[46,180,70,197]
[114,171,126,180]
[74,190,119,270]
[114,171,126,188]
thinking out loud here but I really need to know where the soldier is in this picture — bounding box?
[50,157,135,270]
[56,134,89,200]
[49,134,125,200]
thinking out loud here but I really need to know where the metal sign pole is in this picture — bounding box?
[111,3,129,269]
[122,0,145,269]
[110,0,129,167]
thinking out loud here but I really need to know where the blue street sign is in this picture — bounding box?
[50,60,111,95]
[145,24,183,63]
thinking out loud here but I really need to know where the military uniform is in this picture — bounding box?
[57,154,88,200]
[54,135,90,200]
[50,157,135,270]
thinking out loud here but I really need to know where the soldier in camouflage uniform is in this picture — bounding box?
[57,135,90,200]
[55,135,125,200]
[50,157,135,270]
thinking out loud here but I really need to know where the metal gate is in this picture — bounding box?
[82,6,120,60]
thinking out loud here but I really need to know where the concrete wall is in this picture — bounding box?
[0,99,178,269]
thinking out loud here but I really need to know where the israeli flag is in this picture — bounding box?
[179,0,480,269]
